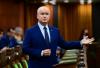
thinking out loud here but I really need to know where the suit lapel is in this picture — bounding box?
[36,24,46,43]
[36,24,54,44]
[49,26,54,43]
[36,24,51,48]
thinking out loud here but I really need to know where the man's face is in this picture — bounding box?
[37,7,50,25]
[84,29,88,33]
[0,32,3,38]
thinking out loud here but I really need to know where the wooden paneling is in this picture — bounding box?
[0,1,54,30]
[0,1,92,40]
[58,4,92,40]
[25,4,39,28]
[0,1,24,31]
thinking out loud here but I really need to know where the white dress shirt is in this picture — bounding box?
[38,22,51,42]
[38,22,51,56]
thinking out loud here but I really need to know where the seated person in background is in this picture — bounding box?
[56,47,61,62]
[5,28,17,48]
[79,28,94,43]
[0,29,8,50]
[79,28,89,40]
[14,27,23,45]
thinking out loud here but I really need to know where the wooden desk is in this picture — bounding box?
[87,42,100,68]
[54,49,78,68]
[54,42,100,68]
[54,63,77,68]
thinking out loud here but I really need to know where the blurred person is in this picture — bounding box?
[0,29,8,49]
[56,46,62,62]
[79,28,89,40]
[5,28,17,48]
[79,28,94,43]
[0,29,4,40]
[14,27,23,46]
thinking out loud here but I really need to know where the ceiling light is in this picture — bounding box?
[42,0,48,3]
[64,0,69,3]
[49,0,56,5]
[80,0,84,4]
[87,0,92,4]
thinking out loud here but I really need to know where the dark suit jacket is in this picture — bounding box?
[3,34,17,48]
[23,24,82,68]
[0,36,8,49]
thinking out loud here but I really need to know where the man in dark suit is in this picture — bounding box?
[23,6,94,68]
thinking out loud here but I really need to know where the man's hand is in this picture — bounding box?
[81,37,95,45]
[42,49,51,56]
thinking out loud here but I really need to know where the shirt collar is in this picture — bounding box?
[38,22,49,30]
